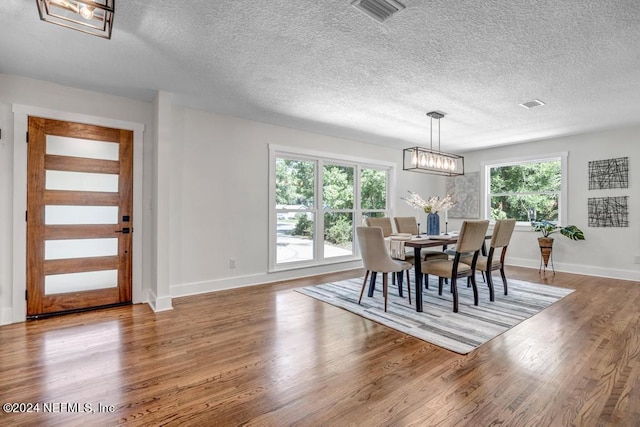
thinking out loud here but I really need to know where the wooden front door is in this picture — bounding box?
[26,117,133,317]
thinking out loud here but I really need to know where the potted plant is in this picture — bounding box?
[531,220,585,268]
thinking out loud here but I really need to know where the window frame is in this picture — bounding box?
[269,144,395,272]
[481,152,568,227]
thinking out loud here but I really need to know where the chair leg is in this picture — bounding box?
[406,270,411,304]
[452,276,459,313]
[382,273,389,312]
[438,277,444,295]
[358,270,370,304]
[500,266,508,295]
[486,269,495,302]
[424,274,429,289]
[470,273,479,306]
[481,271,486,283]
[392,271,396,287]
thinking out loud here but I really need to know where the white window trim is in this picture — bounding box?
[481,152,568,228]
[268,144,396,272]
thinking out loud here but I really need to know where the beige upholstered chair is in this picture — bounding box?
[364,217,393,237]
[420,220,489,313]
[356,226,412,312]
[365,217,415,284]
[460,219,516,300]
[394,216,448,262]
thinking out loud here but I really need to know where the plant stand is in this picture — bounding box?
[538,237,555,274]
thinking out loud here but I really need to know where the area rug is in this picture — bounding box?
[295,275,574,354]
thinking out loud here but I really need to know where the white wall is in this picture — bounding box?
[0,97,12,324]
[0,74,153,324]
[457,127,640,280]
[167,106,440,296]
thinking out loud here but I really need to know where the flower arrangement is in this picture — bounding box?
[531,220,585,240]
[401,191,455,214]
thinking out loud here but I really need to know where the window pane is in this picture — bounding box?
[275,158,314,208]
[490,194,559,222]
[276,213,314,264]
[46,135,119,160]
[45,270,118,295]
[324,213,353,258]
[361,168,387,209]
[45,205,119,225]
[323,164,353,209]
[490,161,561,193]
[45,238,118,260]
[46,170,119,192]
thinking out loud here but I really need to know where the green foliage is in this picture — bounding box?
[491,205,508,220]
[361,169,386,209]
[323,165,354,209]
[277,158,387,247]
[489,160,561,221]
[293,213,313,237]
[531,220,585,240]
[325,215,352,245]
[276,159,314,207]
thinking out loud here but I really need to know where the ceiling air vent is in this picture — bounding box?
[519,99,546,109]
[352,0,406,23]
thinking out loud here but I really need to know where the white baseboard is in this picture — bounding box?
[171,261,363,298]
[172,258,639,300]
[507,257,640,282]
[147,290,173,312]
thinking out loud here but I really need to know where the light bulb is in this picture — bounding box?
[450,159,457,171]
[436,156,443,169]
[428,154,435,168]
[80,5,94,20]
[411,149,418,167]
[443,159,450,170]
[419,152,427,167]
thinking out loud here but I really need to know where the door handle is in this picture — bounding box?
[115,227,131,234]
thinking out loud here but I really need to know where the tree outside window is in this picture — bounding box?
[274,155,389,266]
[488,158,562,222]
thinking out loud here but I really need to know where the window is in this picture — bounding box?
[270,146,393,270]
[484,153,567,224]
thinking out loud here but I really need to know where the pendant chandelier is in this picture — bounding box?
[403,111,464,176]
[36,0,115,39]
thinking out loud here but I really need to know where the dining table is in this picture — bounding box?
[404,233,491,312]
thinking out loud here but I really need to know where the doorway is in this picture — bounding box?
[26,116,134,317]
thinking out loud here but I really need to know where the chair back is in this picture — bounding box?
[491,219,516,248]
[356,226,399,272]
[394,217,418,234]
[364,217,393,237]
[456,220,490,253]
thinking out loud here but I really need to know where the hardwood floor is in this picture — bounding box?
[1,267,639,426]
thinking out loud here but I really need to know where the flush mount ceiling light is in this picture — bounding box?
[403,111,464,176]
[36,0,114,39]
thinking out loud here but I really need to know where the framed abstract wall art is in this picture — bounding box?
[446,171,479,218]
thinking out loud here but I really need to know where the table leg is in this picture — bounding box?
[367,271,377,297]
[414,246,423,312]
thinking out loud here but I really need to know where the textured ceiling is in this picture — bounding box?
[1,0,640,152]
